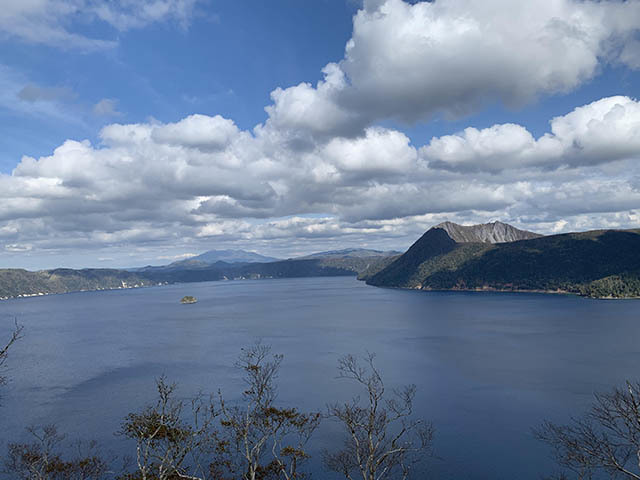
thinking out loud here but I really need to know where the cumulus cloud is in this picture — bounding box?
[319,127,418,182]
[2,93,640,263]
[266,0,640,138]
[265,63,364,139]
[151,114,240,151]
[0,0,199,50]
[421,96,640,172]
[3,0,640,265]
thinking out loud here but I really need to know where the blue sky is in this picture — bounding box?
[0,1,359,171]
[1,0,640,269]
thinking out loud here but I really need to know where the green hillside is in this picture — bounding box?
[0,269,158,299]
[140,256,393,283]
[365,227,640,298]
[0,253,396,299]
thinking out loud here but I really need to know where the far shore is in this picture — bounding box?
[372,283,640,300]
[3,276,639,302]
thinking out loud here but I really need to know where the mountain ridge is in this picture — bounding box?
[169,249,279,267]
[364,222,640,298]
[3,223,640,300]
[0,248,399,300]
[433,221,542,243]
[300,248,401,259]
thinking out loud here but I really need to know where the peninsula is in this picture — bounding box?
[363,221,640,298]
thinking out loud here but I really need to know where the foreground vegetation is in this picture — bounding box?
[4,327,640,479]
[0,321,22,393]
[1,332,432,480]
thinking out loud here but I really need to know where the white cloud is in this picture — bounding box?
[151,114,240,151]
[266,0,640,137]
[421,96,640,172]
[3,0,640,265]
[91,0,198,31]
[157,252,197,260]
[2,94,640,263]
[321,127,418,178]
[0,0,199,50]
[4,243,33,252]
[549,95,640,164]
[265,63,364,139]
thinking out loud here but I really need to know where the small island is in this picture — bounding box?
[180,295,197,304]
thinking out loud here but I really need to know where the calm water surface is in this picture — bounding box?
[1,276,639,479]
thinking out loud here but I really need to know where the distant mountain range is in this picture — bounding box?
[301,248,400,259]
[363,221,640,298]
[0,247,398,300]
[170,249,279,267]
[136,247,398,285]
[130,249,279,273]
[2,223,640,300]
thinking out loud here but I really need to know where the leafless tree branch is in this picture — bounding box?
[535,381,640,480]
[324,353,434,480]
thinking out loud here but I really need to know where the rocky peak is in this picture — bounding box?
[433,221,542,244]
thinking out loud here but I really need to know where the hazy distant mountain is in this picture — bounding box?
[169,249,279,267]
[364,221,640,298]
[301,248,401,259]
[143,249,400,284]
[0,248,400,299]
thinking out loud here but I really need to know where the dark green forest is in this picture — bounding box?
[365,228,640,298]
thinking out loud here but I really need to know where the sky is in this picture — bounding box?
[1,0,640,270]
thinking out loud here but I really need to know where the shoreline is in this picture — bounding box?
[366,282,640,300]
[0,282,167,302]
[3,276,640,302]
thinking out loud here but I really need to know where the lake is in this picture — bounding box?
[1,276,639,479]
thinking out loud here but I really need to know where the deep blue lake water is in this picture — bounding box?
[1,276,639,479]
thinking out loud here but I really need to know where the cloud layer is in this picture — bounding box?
[0,0,198,50]
[2,0,640,266]
[2,94,640,263]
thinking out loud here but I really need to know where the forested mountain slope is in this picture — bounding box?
[365,223,640,298]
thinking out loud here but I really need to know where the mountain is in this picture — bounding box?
[169,249,279,267]
[364,222,640,298]
[130,249,279,274]
[301,248,401,259]
[0,268,159,300]
[140,250,400,284]
[0,248,399,300]
[434,221,541,243]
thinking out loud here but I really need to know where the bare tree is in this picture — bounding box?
[0,320,23,389]
[119,376,217,480]
[4,424,109,480]
[216,343,321,480]
[535,381,640,480]
[324,353,434,480]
